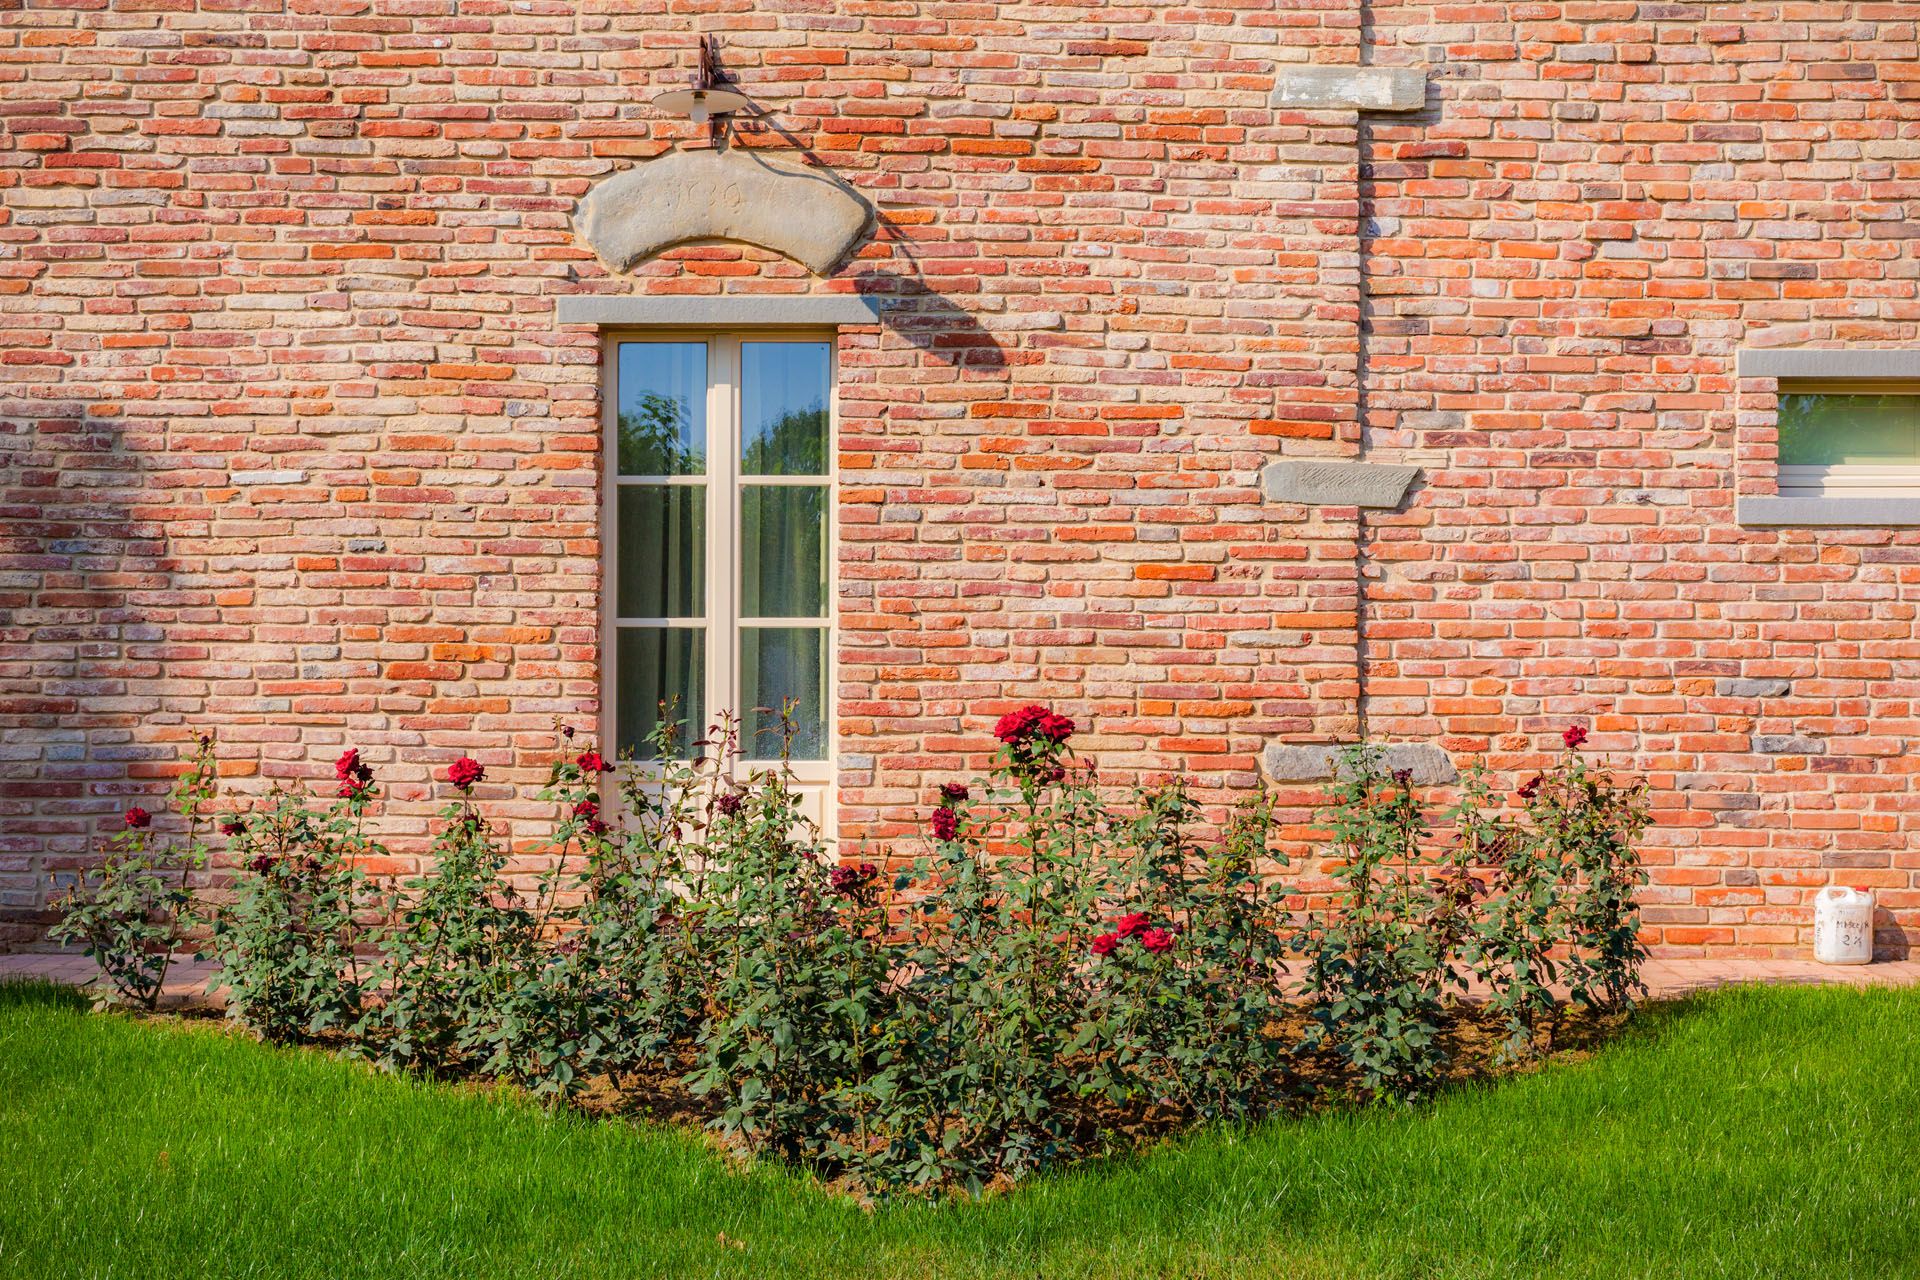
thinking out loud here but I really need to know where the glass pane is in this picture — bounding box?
[740,626,828,761]
[741,342,830,476]
[740,485,827,619]
[615,627,704,760]
[618,343,707,475]
[1778,393,1920,466]
[617,485,705,618]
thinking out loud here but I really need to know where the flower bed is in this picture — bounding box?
[53,711,1648,1198]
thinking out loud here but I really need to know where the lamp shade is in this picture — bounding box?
[652,86,753,122]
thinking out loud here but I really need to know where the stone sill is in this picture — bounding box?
[1737,496,1920,527]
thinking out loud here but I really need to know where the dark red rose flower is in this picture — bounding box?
[994,704,1047,744]
[1518,774,1543,800]
[1041,764,1067,784]
[995,704,1073,746]
[1563,724,1588,750]
[1392,768,1413,787]
[124,807,151,830]
[335,748,373,785]
[715,791,744,818]
[1139,926,1176,955]
[1090,932,1120,957]
[220,818,244,837]
[930,806,959,841]
[561,724,575,739]
[830,862,880,905]
[575,750,614,775]
[248,854,274,875]
[447,757,484,791]
[574,799,608,837]
[1114,911,1149,940]
[939,782,970,803]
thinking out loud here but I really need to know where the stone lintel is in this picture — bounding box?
[1269,66,1427,113]
[1262,459,1421,510]
[555,295,884,327]
[1262,743,1459,787]
[1736,347,1920,380]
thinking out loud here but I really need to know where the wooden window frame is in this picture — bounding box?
[598,328,838,789]
[1775,380,1920,499]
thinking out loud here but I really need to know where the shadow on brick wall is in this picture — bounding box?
[0,398,171,950]
[852,268,1009,372]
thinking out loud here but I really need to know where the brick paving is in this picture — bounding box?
[5,953,1918,1011]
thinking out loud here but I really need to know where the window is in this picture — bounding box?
[1776,385,1920,497]
[602,334,834,783]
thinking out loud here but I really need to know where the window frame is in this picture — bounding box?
[1774,379,1920,499]
[598,327,838,786]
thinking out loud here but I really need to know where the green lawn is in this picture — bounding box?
[1,980,1915,1279]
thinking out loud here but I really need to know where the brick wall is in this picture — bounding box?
[1361,2,1920,954]
[0,0,1914,956]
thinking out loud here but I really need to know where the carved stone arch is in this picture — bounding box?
[575,149,875,277]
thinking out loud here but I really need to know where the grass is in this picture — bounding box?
[1,980,1916,1279]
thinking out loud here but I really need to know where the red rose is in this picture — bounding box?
[1036,712,1075,744]
[124,807,151,830]
[1563,725,1588,750]
[930,806,959,841]
[939,782,970,803]
[575,750,614,775]
[220,818,244,837]
[447,757,484,791]
[335,748,372,785]
[1090,932,1119,956]
[830,862,880,905]
[573,799,599,823]
[715,791,744,817]
[1518,774,1543,800]
[1139,926,1176,954]
[1114,911,1149,939]
[248,854,275,875]
[994,704,1047,744]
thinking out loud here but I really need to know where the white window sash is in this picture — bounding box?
[599,330,837,791]
[1778,463,1920,498]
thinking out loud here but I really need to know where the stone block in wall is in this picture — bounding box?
[1262,743,1458,786]
[1262,459,1420,510]
[1269,66,1428,113]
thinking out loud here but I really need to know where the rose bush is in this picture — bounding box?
[49,734,217,1010]
[203,747,376,1041]
[50,709,1649,1197]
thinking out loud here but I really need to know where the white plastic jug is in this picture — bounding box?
[1813,886,1874,965]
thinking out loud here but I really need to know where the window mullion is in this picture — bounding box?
[711,336,739,762]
